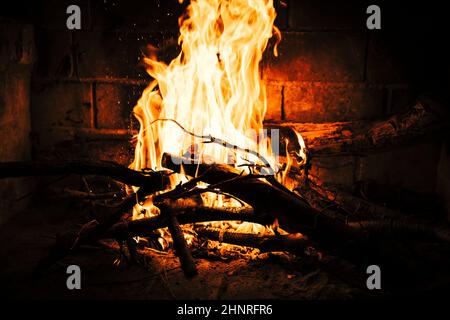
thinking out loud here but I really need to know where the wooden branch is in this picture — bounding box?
[267,99,449,157]
[301,177,405,221]
[0,160,171,192]
[196,227,370,290]
[106,204,265,275]
[301,178,450,244]
[150,118,275,174]
[348,220,450,243]
[195,227,317,257]
[166,210,197,277]
[34,204,258,275]
[34,190,145,275]
[107,205,259,238]
[48,188,121,200]
[161,153,362,249]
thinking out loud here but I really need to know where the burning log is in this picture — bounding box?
[268,99,449,157]
[195,227,318,257]
[58,205,259,249]
[107,205,259,238]
[161,153,363,249]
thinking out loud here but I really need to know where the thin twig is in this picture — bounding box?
[150,118,275,174]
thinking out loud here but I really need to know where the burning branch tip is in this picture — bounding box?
[150,118,275,174]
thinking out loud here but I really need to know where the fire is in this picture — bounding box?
[129,0,304,249]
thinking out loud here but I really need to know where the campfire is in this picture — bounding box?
[126,0,308,273]
[1,0,449,298]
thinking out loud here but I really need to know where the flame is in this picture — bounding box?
[129,0,303,249]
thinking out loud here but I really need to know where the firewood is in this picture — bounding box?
[195,227,317,257]
[95,203,263,277]
[300,178,450,243]
[300,177,405,221]
[34,203,259,275]
[165,208,198,277]
[349,220,450,243]
[48,188,121,200]
[161,153,363,249]
[33,192,141,275]
[0,160,171,192]
[107,205,259,238]
[195,229,369,291]
[267,100,449,157]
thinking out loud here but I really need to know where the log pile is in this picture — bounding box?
[0,99,449,286]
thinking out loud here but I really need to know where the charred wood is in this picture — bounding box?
[195,227,317,257]
[34,204,258,275]
[349,220,450,243]
[165,208,198,277]
[107,205,259,239]
[302,179,450,244]
[267,100,449,157]
[0,160,171,192]
[161,153,363,249]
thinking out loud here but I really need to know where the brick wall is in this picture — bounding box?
[264,0,445,122]
[26,0,449,210]
[29,0,187,164]
[264,0,448,207]
[0,18,34,223]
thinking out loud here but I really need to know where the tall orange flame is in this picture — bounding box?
[131,0,281,175]
[129,0,303,242]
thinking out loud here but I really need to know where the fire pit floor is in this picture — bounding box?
[0,200,355,300]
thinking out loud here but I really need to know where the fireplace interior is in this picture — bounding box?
[0,0,449,300]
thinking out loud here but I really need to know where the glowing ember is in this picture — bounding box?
[129,0,306,250]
